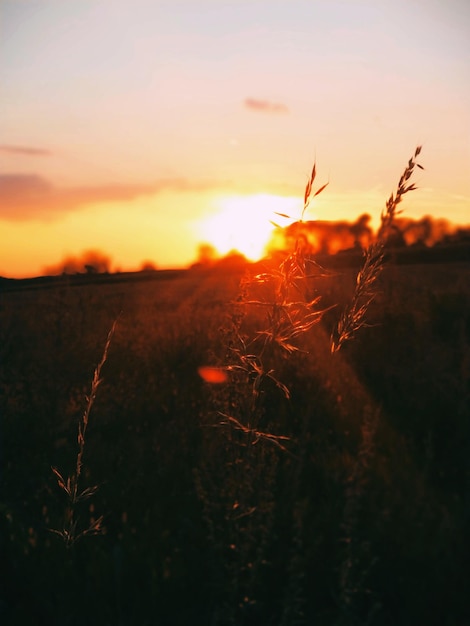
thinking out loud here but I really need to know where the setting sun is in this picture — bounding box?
[198,194,303,261]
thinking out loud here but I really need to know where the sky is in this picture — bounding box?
[1,0,469,277]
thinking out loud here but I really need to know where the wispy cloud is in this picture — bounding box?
[244,98,289,114]
[0,144,52,157]
[0,174,219,221]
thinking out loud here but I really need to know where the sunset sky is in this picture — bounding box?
[1,0,469,277]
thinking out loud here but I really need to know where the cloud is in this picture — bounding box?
[0,174,220,221]
[244,98,289,114]
[0,144,52,157]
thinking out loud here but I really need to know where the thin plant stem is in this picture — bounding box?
[50,318,118,547]
[331,146,423,352]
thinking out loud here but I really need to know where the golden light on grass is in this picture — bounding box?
[197,194,303,261]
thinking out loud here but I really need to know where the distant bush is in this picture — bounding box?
[43,248,113,275]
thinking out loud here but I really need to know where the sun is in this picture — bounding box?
[198,194,303,261]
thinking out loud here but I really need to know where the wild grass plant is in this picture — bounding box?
[196,147,424,624]
[50,318,118,547]
[194,162,333,623]
[218,145,423,391]
[332,146,423,351]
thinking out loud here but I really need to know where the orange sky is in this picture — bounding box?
[1,0,469,277]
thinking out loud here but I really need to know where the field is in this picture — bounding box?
[1,252,469,625]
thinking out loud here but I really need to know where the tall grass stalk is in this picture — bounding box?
[227,161,330,400]
[331,146,423,352]
[195,165,331,623]
[50,318,118,547]
[197,147,424,622]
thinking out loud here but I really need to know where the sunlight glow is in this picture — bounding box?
[198,194,303,261]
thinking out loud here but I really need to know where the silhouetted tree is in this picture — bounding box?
[43,249,112,275]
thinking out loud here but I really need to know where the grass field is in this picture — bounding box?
[1,252,469,625]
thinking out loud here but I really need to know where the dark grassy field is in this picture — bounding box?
[1,252,469,625]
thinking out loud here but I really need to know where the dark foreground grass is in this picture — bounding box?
[1,258,469,625]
